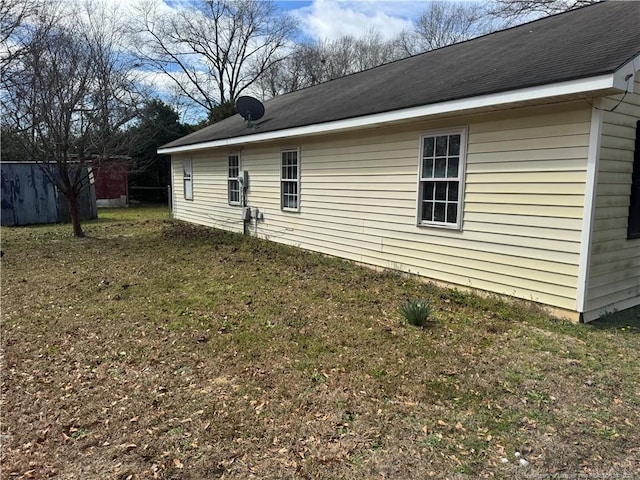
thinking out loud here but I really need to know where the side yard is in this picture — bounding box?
[1,207,639,479]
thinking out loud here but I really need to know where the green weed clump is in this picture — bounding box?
[400,299,433,328]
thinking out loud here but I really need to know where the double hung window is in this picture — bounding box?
[418,130,465,229]
[183,158,193,200]
[281,149,300,210]
[228,154,241,205]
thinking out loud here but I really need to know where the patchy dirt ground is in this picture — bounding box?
[1,208,639,479]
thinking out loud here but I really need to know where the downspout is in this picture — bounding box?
[241,175,249,236]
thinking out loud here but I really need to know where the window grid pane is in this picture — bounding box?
[420,133,462,226]
[422,201,433,222]
[446,203,458,224]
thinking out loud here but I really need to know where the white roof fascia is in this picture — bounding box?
[158,73,617,155]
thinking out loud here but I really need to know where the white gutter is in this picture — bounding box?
[158,73,618,155]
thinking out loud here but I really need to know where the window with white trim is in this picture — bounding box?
[183,158,193,200]
[228,154,241,205]
[418,130,465,228]
[281,149,300,210]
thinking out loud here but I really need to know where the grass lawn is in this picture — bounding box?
[1,206,639,479]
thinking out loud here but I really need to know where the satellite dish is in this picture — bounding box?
[236,96,265,127]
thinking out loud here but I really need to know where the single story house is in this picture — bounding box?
[158,2,640,322]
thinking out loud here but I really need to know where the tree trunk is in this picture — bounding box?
[67,190,85,238]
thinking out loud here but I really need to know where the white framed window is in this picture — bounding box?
[281,148,300,211]
[418,129,466,229]
[183,158,193,200]
[228,154,241,205]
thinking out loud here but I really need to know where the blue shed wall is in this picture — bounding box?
[1,163,97,226]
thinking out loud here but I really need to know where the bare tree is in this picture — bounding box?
[0,0,41,77]
[399,1,490,56]
[81,1,146,158]
[131,0,296,121]
[257,31,405,97]
[487,0,600,22]
[258,1,494,97]
[0,0,38,48]
[1,2,143,237]
[317,32,406,80]
[352,30,405,73]
[263,45,314,96]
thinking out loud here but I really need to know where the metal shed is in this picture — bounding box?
[1,162,97,226]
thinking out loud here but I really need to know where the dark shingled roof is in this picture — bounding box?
[162,1,640,149]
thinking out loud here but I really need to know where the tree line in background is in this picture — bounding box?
[0,0,598,236]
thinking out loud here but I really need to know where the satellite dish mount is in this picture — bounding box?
[236,96,265,129]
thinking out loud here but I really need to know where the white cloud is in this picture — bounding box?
[290,0,418,41]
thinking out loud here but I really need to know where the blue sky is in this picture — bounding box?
[156,0,425,41]
[277,1,313,10]
[275,0,425,41]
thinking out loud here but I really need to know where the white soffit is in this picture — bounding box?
[158,73,620,155]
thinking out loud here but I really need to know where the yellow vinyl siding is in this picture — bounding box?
[585,76,640,318]
[171,100,591,312]
[172,153,244,233]
[467,159,588,173]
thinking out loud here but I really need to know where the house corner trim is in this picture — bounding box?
[576,101,603,313]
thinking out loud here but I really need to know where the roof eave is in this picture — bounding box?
[613,52,640,90]
[158,73,620,155]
